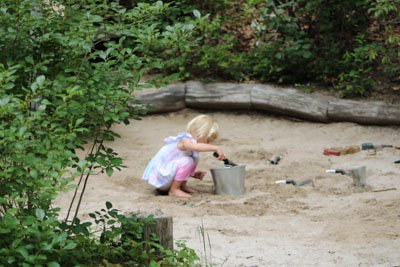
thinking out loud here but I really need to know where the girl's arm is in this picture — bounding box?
[177,139,225,160]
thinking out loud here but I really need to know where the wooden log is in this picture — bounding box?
[134,83,186,114]
[327,99,400,125]
[185,81,252,109]
[142,214,174,251]
[133,81,400,126]
[251,84,330,122]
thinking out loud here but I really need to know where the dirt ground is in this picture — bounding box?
[56,109,400,266]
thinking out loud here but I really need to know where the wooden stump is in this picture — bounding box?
[142,214,174,251]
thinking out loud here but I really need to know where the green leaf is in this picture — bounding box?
[0,96,10,106]
[302,51,313,59]
[77,160,88,169]
[64,241,77,250]
[106,167,113,177]
[6,256,15,264]
[48,262,60,267]
[107,219,116,225]
[31,82,38,93]
[3,214,19,228]
[16,247,29,260]
[92,15,102,23]
[41,242,53,251]
[4,83,14,90]
[25,56,34,65]
[35,209,45,220]
[105,201,112,209]
[193,9,201,18]
[98,51,108,60]
[75,118,84,126]
[36,75,45,86]
[52,232,67,245]
[29,170,38,179]
[31,75,45,93]
[0,227,11,234]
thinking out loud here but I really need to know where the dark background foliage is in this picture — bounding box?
[159,0,399,97]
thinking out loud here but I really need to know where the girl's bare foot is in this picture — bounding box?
[182,185,197,193]
[169,189,192,199]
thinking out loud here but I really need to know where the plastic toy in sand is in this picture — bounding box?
[323,145,360,156]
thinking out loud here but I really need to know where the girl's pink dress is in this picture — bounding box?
[142,132,199,190]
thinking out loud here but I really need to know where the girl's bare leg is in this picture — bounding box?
[169,180,192,199]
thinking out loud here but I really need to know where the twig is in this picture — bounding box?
[373,188,396,193]
[64,132,100,223]
[198,219,214,266]
[72,138,105,223]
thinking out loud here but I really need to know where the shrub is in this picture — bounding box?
[336,35,379,97]
[0,0,199,265]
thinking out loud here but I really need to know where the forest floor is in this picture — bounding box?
[56,109,400,266]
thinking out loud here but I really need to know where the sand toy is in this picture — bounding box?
[326,166,367,187]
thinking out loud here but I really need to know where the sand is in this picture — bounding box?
[55,109,400,266]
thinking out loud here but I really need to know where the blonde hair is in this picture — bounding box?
[187,114,219,142]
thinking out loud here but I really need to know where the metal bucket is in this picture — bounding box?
[210,165,246,195]
[348,166,367,187]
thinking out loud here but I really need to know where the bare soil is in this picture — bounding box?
[56,109,400,266]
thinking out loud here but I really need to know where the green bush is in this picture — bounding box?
[171,0,400,96]
[368,0,400,84]
[0,0,199,265]
[190,43,245,80]
[336,35,379,97]
[0,202,198,266]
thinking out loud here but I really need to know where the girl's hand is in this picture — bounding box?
[192,171,206,180]
[215,149,226,161]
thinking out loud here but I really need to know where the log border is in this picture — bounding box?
[134,81,400,126]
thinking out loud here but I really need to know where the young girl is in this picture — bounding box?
[142,114,226,199]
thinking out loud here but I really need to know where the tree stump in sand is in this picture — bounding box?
[142,214,174,251]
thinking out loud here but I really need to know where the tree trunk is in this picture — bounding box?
[142,214,174,251]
